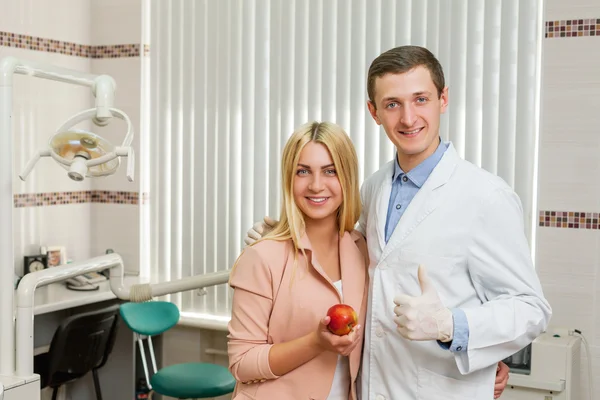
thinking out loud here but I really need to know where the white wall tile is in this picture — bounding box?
[91,0,142,45]
[90,203,139,275]
[536,141,600,211]
[0,0,91,44]
[536,227,599,350]
[545,0,600,21]
[536,227,599,275]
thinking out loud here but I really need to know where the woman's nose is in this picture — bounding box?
[308,175,324,192]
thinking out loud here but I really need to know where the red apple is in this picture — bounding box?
[326,304,358,336]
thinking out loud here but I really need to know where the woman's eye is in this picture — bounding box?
[325,169,337,175]
[296,169,309,175]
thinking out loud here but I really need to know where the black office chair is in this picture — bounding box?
[34,303,120,400]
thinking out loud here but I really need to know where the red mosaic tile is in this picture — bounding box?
[13,190,146,207]
[0,31,142,58]
[545,18,600,39]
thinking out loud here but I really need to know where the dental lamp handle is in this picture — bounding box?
[127,147,135,182]
[116,146,135,182]
[19,149,51,181]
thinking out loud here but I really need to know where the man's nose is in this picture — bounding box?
[400,105,417,127]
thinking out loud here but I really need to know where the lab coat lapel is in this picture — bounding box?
[374,161,394,252]
[381,144,460,260]
[339,231,366,312]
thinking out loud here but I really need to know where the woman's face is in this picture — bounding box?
[293,141,343,225]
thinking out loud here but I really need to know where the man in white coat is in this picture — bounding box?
[355,45,551,399]
[245,45,550,399]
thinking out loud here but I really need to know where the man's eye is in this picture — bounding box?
[386,102,398,109]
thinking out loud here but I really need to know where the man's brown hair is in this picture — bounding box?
[367,45,445,107]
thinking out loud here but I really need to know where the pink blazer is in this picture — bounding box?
[227,230,369,400]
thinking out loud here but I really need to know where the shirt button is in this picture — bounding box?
[402,176,408,182]
[457,346,462,351]
[395,204,401,210]
[375,326,384,337]
[376,395,386,400]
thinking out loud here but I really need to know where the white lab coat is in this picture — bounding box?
[358,143,551,400]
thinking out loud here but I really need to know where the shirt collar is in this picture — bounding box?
[392,138,448,188]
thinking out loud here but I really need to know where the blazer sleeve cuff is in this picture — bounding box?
[257,344,279,380]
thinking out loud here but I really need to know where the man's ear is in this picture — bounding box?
[367,100,381,125]
[439,87,449,114]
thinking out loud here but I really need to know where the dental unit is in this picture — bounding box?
[0,57,230,399]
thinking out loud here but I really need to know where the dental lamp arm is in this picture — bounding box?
[92,75,116,121]
[19,149,51,181]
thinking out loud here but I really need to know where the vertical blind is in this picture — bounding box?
[143,0,543,317]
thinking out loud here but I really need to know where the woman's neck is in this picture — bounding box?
[304,215,339,248]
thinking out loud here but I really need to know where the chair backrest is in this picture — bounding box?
[45,303,120,387]
[119,301,180,336]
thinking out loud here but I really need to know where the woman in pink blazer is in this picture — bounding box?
[228,121,369,400]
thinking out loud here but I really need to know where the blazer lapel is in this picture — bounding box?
[299,232,366,307]
[381,144,460,260]
[339,231,366,313]
[297,233,330,283]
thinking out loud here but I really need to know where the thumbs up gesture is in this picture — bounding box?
[393,265,454,342]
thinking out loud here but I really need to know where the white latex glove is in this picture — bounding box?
[243,216,278,246]
[393,265,453,342]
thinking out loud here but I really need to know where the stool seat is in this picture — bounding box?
[150,362,236,398]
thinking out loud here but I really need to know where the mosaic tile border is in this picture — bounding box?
[13,190,148,208]
[0,31,143,58]
[538,211,599,229]
[545,19,600,38]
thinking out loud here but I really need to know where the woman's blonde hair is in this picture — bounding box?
[229,121,361,284]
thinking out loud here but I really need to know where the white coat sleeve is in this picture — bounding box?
[456,187,552,374]
[356,182,369,237]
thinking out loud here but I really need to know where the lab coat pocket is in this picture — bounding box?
[417,367,487,400]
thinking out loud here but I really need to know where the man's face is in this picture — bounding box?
[367,66,448,172]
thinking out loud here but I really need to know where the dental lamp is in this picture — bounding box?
[19,107,135,182]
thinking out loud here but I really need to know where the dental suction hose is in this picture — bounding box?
[125,270,231,303]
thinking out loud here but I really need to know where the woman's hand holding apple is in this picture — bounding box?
[312,315,361,356]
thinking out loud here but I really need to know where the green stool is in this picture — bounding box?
[120,302,235,399]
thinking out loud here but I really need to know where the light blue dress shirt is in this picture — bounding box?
[385,139,469,353]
